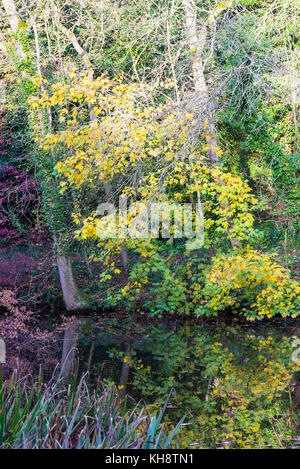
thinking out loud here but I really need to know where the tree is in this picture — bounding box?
[1,0,88,310]
[0,0,298,318]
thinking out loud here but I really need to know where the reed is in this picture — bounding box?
[0,370,184,449]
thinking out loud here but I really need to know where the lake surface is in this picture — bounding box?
[57,316,300,448]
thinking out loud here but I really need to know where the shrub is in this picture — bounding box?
[197,247,300,320]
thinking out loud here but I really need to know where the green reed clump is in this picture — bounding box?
[0,370,183,449]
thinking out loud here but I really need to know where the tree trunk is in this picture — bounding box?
[119,342,131,399]
[1,0,26,61]
[183,0,240,249]
[0,337,5,364]
[54,14,130,277]
[57,255,87,311]
[61,319,80,377]
[87,339,95,372]
[2,0,89,310]
[291,372,300,411]
[182,0,219,165]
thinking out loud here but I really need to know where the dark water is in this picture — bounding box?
[4,314,298,448]
[58,316,300,448]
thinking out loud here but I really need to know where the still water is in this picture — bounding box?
[58,316,300,448]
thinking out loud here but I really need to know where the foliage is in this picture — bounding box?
[28,72,299,320]
[81,320,300,449]
[0,289,57,377]
[200,247,300,319]
[193,330,299,448]
[0,0,299,451]
[0,165,47,245]
[1,0,299,319]
[102,323,299,449]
